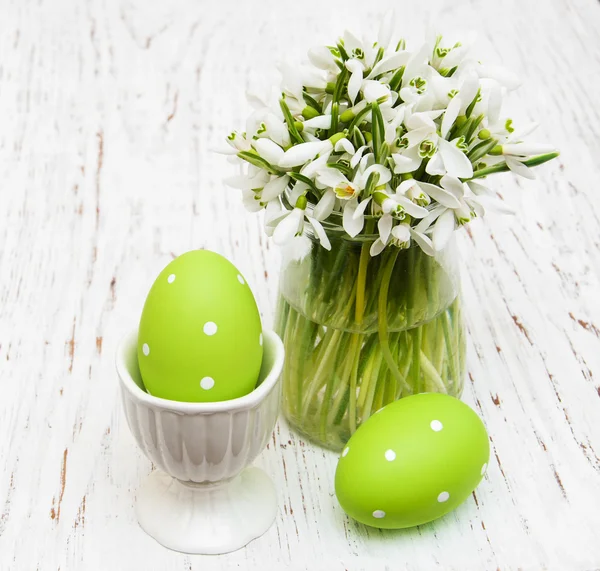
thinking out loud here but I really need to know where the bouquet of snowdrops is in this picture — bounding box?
[224,25,558,258]
[223,21,558,449]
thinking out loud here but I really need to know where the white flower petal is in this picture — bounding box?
[402,43,430,87]
[289,181,309,205]
[506,156,536,179]
[424,151,446,176]
[279,141,329,168]
[307,217,332,250]
[350,145,368,168]
[367,50,410,79]
[335,138,355,155]
[303,115,333,130]
[300,151,332,179]
[361,164,392,187]
[433,210,456,251]
[378,214,393,243]
[392,223,411,242]
[264,199,284,225]
[346,59,364,104]
[439,139,473,178]
[458,72,479,114]
[242,189,263,213]
[315,167,347,188]
[401,126,433,148]
[224,172,268,190]
[415,205,446,232]
[253,138,285,165]
[343,29,363,53]
[363,80,391,103]
[265,114,290,147]
[440,175,466,199]
[352,196,372,219]
[467,180,493,196]
[418,182,461,209]
[409,228,435,256]
[377,10,394,49]
[503,143,556,157]
[313,189,336,220]
[394,194,429,218]
[441,96,462,139]
[397,179,417,194]
[308,46,337,71]
[392,148,423,174]
[343,200,364,237]
[370,238,386,256]
[261,175,290,202]
[273,208,304,245]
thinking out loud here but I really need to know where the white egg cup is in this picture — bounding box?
[116,329,284,555]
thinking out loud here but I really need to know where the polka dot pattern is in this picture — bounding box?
[430,420,443,432]
[372,510,386,519]
[385,449,396,461]
[142,343,150,356]
[237,274,245,285]
[200,377,215,390]
[167,274,176,284]
[203,321,218,336]
[437,491,450,503]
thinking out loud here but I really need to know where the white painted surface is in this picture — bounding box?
[1,0,599,569]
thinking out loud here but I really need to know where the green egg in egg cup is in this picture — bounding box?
[116,250,285,554]
[335,393,490,530]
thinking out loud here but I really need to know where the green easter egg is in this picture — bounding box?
[137,250,263,402]
[335,393,490,529]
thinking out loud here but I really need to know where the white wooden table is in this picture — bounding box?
[1,0,599,569]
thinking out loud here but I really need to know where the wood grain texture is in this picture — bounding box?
[1,0,599,569]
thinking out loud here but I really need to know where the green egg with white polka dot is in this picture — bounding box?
[335,393,490,529]
[137,250,263,403]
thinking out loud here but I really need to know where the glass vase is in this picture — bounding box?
[274,226,466,451]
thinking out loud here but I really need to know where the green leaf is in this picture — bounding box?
[351,125,366,148]
[280,98,304,145]
[389,67,405,92]
[347,105,372,134]
[364,171,380,197]
[467,138,498,163]
[329,101,340,138]
[327,161,353,176]
[465,89,481,119]
[336,42,349,61]
[465,114,484,143]
[371,102,386,163]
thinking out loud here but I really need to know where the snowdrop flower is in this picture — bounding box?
[498,141,557,179]
[272,195,331,251]
[413,175,474,251]
[373,189,428,247]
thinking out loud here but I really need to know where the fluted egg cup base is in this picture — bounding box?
[136,467,277,555]
[116,328,284,555]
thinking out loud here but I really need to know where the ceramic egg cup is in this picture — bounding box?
[116,329,284,555]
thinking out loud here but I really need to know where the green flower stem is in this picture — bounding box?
[276,234,466,450]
